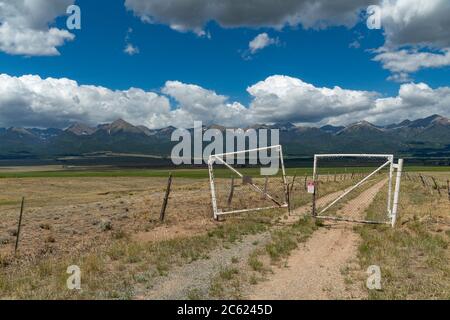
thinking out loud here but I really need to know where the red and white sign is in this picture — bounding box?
[307,182,315,194]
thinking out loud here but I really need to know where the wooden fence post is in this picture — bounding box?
[431,177,441,196]
[261,176,269,200]
[304,175,308,190]
[447,180,450,201]
[419,174,426,187]
[14,197,25,255]
[160,173,173,222]
[288,173,297,213]
[290,173,297,194]
[228,176,235,206]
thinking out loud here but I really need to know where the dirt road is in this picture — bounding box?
[247,179,387,300]
[135,188,353,299]
[137,179,386,300]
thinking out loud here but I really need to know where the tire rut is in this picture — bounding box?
[246,179,387,300]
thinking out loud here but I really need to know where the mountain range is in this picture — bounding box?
[1,115,450,160]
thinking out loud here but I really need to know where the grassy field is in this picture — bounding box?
[354,172,450,299]
[0,165,448,299]
[0,165,448,179]
[0,166,346,299]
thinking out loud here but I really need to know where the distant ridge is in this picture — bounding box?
[1,114,449,158]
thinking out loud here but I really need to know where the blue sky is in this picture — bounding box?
[0,0,449,128]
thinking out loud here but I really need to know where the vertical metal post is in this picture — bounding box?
[391,159,404,227]
[312,155,318,216]
[387,155,394,218]
[278,146,289,207]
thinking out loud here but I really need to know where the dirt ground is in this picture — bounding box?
[0,177,216,258]
[247,180,387,299]
[0,175,294,259]
[1,171,448,299]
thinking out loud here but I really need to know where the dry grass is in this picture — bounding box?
[355,172,450,299]
[0,177,215,259]
[2,169,447,299]
[0,171,363,299]
[0,175,283,299]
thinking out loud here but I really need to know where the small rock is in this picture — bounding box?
[39,223,51,230]
[0,236,10,245]
[7,229,17,237]
[45,235,56,243]
[117,213,129,221]
[100,219,112,231]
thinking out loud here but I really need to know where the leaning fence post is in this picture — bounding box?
[261,176,269,200]
[14,197,25,255]
[419,174,426,187]
[160,173,173,222]
[447,180,450,201]
[290,173,297,192]
[228,176,235,206]
[288,173,297,213]
[431,177,441,196]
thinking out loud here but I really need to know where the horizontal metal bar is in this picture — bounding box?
[315,154,393,159]
[213,145,281,158]
[212,154,284,207]
[213,156,244,177]
[217,204,288,216]
[318,160,391,215]
[315,215,390,225]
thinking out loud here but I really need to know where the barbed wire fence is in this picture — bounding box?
[403,172,450,201]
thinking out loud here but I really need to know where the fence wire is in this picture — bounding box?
[311,156,393,223]
[212,165,288,214]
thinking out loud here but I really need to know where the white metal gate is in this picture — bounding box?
[208,145,289,220]
[312,154,404,227]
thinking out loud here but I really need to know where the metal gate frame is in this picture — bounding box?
[312,154,404,227]
[208,145,289,220]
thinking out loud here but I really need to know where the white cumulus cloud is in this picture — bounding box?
[124,43,140,55]
[162,81,248,128]
[246,75,378,123]
[1,73,450,129]
[373,47,450,74]
[248,33,278,54]
[0,0,75,56]
[374,0,450,81]
[0,74,171,128]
